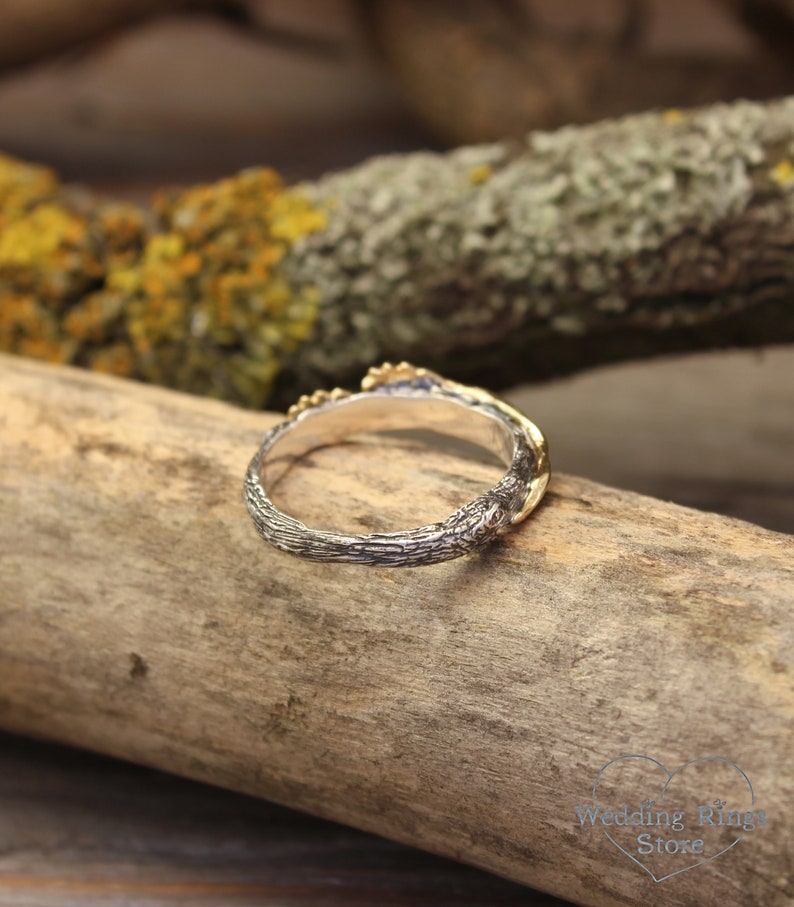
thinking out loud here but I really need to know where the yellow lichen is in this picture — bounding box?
[0,152,145,372]
[0,205,86,268]
[469,164,493,185]
[178,250,202,276]
[63,292,124,342]
[17,334,76,363]
[0,154,59,231]
[269,192,328,241]
[112,167,328,402]
[0,294,45,342]
[0,155,326,405]
[662,109,685,124]
[770,159,794,187]
[89,343,134,377]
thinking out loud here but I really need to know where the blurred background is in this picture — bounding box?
[1,4,793,905]
[1,0,793,198]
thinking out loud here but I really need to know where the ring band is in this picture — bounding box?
[244,362,550,567]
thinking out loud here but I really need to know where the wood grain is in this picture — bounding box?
[0,353,792,907]
[0,730,564,906]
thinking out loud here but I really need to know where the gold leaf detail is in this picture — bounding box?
[287,386,351,418]
[361,360,429,391]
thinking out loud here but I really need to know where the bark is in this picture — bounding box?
[0,353,791,907]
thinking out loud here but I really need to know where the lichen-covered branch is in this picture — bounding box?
[0,158,325,406]
[276,96,794,399]
[2,96,794,407]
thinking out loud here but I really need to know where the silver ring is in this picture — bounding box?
[243,362,550,566]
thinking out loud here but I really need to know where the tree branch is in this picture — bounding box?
[1,96,794,408]
[276,95,794,400]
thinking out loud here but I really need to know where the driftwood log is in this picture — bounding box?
[0,353,791,906]
[509,345,794,535]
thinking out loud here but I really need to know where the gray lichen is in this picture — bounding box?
[277,97,794,398]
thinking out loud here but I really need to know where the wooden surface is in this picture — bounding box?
[0,352,792,906]
[508,345,794,534]
[0,730,564,906]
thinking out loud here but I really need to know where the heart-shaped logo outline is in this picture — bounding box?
[592,755,754,883]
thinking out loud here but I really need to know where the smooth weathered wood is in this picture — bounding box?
[508,345,794,534]
[0,353,792,907]
[0,731,565,907]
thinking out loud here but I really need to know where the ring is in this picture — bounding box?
[243,362,550,567]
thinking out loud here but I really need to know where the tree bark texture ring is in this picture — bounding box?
[243,362,550,566]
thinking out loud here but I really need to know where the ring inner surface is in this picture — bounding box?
[260,395,517,490]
